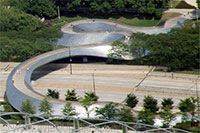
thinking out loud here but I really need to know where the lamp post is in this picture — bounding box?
[196,79,200,116]
[68,46,72,75]
[92,69,96,94]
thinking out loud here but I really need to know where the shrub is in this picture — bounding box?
[143,95,159,113]
[95,102,119,120]
[161,98,174,109]
[84,91,99,101]
[65,89,79,101]
[46,89,59,99]
[62,102,77,116]
[124,93,138,108]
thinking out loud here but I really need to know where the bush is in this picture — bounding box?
[138,109,155,125]
[143,95,159,113]
[46,89,59,99]
[84,91,99,101]
[118,108,135,122]
[65,89,79,101]
[124,93,138,108]
[95,103,120,120]
[161,98,174,109]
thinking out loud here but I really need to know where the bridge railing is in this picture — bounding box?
[0,112,192,133]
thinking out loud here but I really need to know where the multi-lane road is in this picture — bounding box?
[1,63,199,111]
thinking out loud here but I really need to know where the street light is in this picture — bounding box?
[92,69,96,94]
[195,79,200,116]
[68,46,72,75]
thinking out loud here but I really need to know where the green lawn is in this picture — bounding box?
[172,0,196,9]
[175,71,200,75]
[52,12,181,28]
[109,13,181,27]
[108,17,160,27]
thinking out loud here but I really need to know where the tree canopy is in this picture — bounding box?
[0,6,41,31]
[62,102,77,116]
[21,98,36,114]
[39,98,54,116]
[95,102,119,120]
[110,21,199,71]
[7,0,170,18]
[143,95,159,113]
[10,0,57,19]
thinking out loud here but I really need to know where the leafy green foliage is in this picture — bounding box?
[174,121,200,132]
[110,41,130,57]
[90,0,112,15]
[138,109,155,125]
[197,0,200,9]
[124,93,138,108]
[46,89,59,99]
[111,21,199,71]
[65,89,79,101]
[161,98,174,109]
[66,0,81,12]
[84,91,99,101]
[178,97,196,113]
[21,98,36,114]
[2,102,13,112]
[39,98,53,116]
[0,27,62,62]
[95,103,119,120]
[62,102,77,116]
[159,106,175,127]
[80,96,96,118]
[118,108,135,122]
[0,7,41,31]
[143,95,159,113]
[10,0,57,18]
[54,0,168,17]
[178,97,197,123]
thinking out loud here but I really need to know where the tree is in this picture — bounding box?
[46,89,59,99]
[197,0,200,9]
[84,91,99,101]
[21,98,36,114]
[39,98,53,116]
[143,95,159,113]
[113,0,125,12]
[10,0,57,19]
[80,96,95,118]
[110,41,130,57]
[66,0,81,12]
[178,97,197,123]
[124,93,138,108]
[146,26,199,71]
[119,108,135,122]
[0,7,41,31]
[90,0,112,15]
[159,106,175,128]
[138,109,155,125]
[111,23,199,71]
[161,98,174,109]
[65,89,79,101]
[95,103,119,120]
[130,40,148,60]
[2,101,13,112]
[62,102,77,117]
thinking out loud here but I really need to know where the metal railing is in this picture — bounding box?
[0,112,192,133]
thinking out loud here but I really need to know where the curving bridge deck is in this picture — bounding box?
[6,12,193,115]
